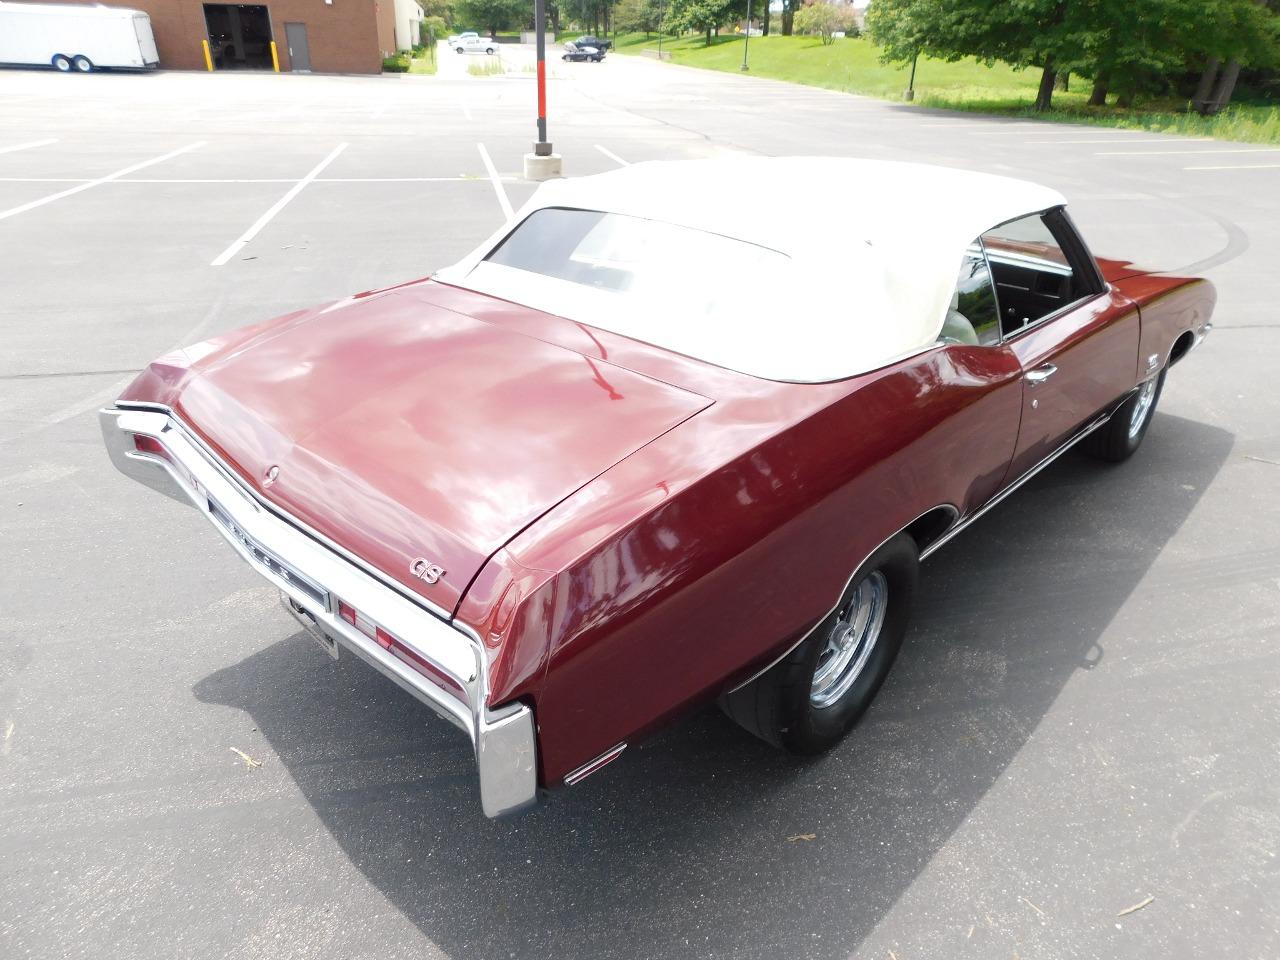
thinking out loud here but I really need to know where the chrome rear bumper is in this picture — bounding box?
[100,405,537,818]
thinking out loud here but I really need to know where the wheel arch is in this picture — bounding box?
[1168,329,1196,366]
[725,503,952,696]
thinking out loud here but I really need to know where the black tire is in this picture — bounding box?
[73,55,94,72]
[720,532,918,753]
[455,47,464,54]
[52,54,72,72]
[486,47,495,54]
[1086,369,1165,463]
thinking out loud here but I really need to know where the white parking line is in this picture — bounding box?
[594,145,629,166]
[1025,138,1213,145]
[210,143,348,267]
[461,104,474,121]
[1185,163,1280,171]
[0,141,204,222]
[0,138,57,156]
[317,176,516,182]
[1098,147,1280,156]
[0,176,516,184]
[970,129,1067,136]
[476,142,513,220]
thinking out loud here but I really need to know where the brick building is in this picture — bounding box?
[40,0,397,73]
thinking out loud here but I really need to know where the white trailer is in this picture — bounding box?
[0,1,158,72]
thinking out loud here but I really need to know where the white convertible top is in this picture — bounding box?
[437,158,1067,382]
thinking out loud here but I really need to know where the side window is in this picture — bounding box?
[981,213,1082,337]
[940,242,1001,346]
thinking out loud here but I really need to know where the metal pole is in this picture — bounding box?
[534,0,550,154]
[905,50,918,100]
[740,0,752,71]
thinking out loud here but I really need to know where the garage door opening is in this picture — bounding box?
[204,4,274,70]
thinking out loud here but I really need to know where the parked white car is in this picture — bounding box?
[453,34,496,55]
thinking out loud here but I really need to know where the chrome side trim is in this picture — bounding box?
[919,409,1113,561]
[724,502,959,695]
[563,743,627,786]
[100,406,537,818]
[726,406,1119,697]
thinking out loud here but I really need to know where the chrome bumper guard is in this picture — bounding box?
[100,405,537,818]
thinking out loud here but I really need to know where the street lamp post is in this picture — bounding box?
[535,0,549,149]
[523,0,562,180]
[740,0,753,71]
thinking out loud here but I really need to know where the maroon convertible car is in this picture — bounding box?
[102,158,1215,817]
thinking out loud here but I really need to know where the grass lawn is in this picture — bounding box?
[614,33,1280,144]
[408,55,437,75]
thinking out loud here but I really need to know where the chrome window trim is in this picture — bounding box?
[996,290,1105,344]
[980,206,1108,344]
[100,405,537,818]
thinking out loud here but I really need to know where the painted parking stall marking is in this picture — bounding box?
[0,139,57,156]
[210,143,349,267]
[1185,163,1280,171]
[0,141,204,222]
[1098,146,1280,157]
[595,145,630,167]
[476,142,513,220]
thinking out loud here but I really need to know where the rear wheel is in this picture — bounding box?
[720,533,918,753]
[73,55,94,72]
[1087,369,1165,463]
[52,54,72,72]
[486,47,495,54]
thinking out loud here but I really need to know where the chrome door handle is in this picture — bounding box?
[1025,363,1057,385]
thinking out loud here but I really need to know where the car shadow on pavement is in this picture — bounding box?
[194,412,1230,960]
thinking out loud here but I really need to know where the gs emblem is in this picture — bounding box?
[410,558,445,584]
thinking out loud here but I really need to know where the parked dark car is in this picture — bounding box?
[574,33,612,50]
[562,41,604,62]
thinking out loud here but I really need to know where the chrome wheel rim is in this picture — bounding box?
[1128,376,1158,440]
[810,571,888,709]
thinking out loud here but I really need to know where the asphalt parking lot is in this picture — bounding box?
[2,55,1278,960]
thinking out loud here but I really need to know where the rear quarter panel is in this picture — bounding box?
[1113,274,1216,372]
[480,344,1026,786]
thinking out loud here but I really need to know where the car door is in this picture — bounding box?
[983,210,1140,483]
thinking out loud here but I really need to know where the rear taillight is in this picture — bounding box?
[335,598,464,696]
[133,434,170,461]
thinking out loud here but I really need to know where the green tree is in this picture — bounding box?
[869,0,1280,112]
[420,0,457,27]
[794,2,854,45]
[422,14,449,52]
[455,0,528,35]
[669,0,734,44]
[616,0,670,35]
[1179,0,1280,112]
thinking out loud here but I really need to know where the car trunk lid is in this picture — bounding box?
[172,291,712,614]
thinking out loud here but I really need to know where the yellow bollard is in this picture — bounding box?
[270,40,280,72]
[201,39,213,71]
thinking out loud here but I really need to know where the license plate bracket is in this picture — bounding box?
[281,594,340,660]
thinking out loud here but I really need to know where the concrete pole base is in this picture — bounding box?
[523,152,563,181]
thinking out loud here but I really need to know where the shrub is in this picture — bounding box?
[382,53,411,72]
